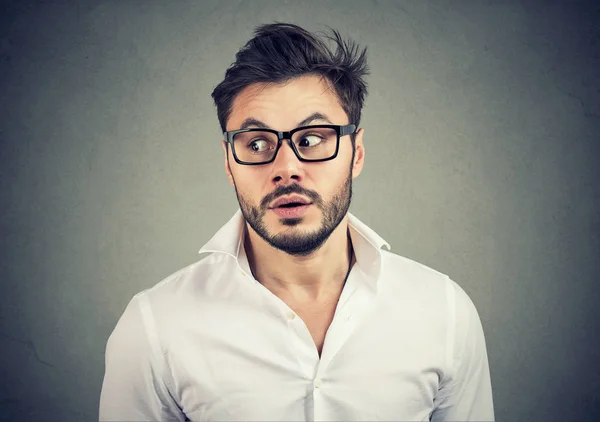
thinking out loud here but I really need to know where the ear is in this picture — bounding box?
[222,140,235,187]
[351,128,365,179]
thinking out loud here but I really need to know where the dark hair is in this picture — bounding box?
[211,23,369,137]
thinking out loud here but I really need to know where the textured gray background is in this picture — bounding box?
[1,1,599,421]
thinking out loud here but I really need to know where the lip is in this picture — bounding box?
[269,195,312,209]
[270,204,311,218]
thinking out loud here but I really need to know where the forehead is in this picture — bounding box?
[227,74,348,131]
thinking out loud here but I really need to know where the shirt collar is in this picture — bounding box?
[198,209,391,285]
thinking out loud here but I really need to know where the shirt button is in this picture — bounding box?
[287,312,296,321]
[314,378,322,388]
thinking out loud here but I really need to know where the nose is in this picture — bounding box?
[270,138,303,185]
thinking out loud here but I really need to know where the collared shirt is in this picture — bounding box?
[99,210,495,422]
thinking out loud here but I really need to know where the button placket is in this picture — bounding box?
[283,307,320,380]
[319,273,376,370]
[314,377,322,388]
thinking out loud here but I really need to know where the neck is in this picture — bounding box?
[244,217,355,303]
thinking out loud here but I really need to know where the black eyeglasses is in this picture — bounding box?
[223,124,356,165]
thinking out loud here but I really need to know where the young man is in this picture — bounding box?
[99,23,494,422]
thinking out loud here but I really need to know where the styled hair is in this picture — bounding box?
[211,23,369,136]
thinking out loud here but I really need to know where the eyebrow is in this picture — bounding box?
[238,112,334,131]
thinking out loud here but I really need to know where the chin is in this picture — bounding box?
[277,216,304,227]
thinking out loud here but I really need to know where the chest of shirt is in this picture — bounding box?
[161,290,446,422]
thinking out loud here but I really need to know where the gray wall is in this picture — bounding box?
[1,1,599,421]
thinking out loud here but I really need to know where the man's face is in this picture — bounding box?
[222,75,365,257]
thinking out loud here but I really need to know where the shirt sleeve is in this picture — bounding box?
[99,294,186,422]
[430,278,495,422]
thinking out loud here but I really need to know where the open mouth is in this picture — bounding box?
[277,202,306,208]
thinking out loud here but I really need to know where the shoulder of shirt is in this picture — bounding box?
[380,249,449,284]
[131,252,231,300]
[378,249,475,308]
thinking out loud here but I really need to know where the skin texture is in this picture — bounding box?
[222,74,365,304]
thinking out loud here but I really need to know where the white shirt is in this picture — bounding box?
[99,210,494,422]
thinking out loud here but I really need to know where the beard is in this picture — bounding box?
[233,170,353,257]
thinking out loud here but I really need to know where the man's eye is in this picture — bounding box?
[298,135,323,147]
[249,139,270,152]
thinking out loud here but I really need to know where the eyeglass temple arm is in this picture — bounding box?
[340,124,357,136]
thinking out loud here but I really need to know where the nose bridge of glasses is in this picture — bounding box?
[277,130,294,143]
[274,131,300,161]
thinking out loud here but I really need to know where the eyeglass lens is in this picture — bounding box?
[233,127,338,163]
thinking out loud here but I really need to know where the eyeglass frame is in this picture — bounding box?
[223,124,357,165]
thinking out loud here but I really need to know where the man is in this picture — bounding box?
[99,23,494,421]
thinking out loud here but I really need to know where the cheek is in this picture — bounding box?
[319,165,349,193]
[231,169,262,197]
[325,160,350,179]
